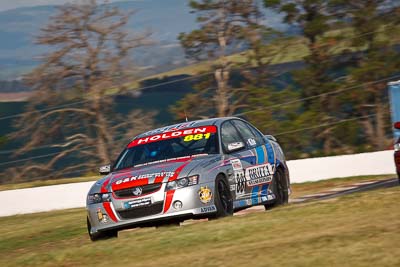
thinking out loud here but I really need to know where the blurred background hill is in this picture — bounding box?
[0,0,292,81]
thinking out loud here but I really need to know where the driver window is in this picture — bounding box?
[232,120,263,148]
[221,121,244,152]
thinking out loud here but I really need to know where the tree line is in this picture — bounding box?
[173,0,400,157]
[1,0,400,183]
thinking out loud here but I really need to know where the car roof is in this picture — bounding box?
[134,116,240,139]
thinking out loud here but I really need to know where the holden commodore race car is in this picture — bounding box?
[86,117,290,241]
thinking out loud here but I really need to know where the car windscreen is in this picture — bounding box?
[114,126,218,170]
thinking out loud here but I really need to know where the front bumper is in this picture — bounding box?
[87,182,216,234]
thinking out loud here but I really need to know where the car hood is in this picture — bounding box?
[103,154,222,191]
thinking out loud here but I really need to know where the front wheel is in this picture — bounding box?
[264,169,288,210]
[87,217,118,241]
[212,175,233,218]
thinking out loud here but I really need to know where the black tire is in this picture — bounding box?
[87,217,118,241]
[264,169,288,210]
[212,175,233,218]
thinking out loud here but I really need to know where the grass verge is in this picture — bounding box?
[0,185,399,267]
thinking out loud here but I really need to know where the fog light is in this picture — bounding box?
[173,201,183,210]
[97,208,103,221]
[101,214,109,223]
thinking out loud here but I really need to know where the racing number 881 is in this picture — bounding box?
[183,133,211,142]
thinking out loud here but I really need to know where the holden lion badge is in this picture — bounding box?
[198,186,212,204]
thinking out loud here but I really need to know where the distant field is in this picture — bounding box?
[0,36,308,102]
[0,177,399,267]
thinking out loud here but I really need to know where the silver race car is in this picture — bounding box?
[86,117,290,241]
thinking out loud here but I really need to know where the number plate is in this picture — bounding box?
[123,197,152,209]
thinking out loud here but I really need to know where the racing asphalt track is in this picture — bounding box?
[293,177,400,202]
[232,177,400,216]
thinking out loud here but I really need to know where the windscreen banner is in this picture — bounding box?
[388,80,400,139]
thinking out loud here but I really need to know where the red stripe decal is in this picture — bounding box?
[168,161,191,182]
[154,176,164,184]
[163,160,192,213]
[163,190,175,213]
[101,177,111,193]
[103,202,117,222]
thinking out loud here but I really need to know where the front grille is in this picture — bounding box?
[117,202,164,220]
[114,183,162,198]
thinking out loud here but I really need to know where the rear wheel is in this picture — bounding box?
[212,175,233,218]
[264,169,288,210]
[87,217,118,241]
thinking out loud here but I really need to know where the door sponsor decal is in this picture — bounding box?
[231,159,275,200]
[247,138,256,146]
[245,163,275,187]
[230,159,243,171]
[231,159,246,197]
[235,170,246,197]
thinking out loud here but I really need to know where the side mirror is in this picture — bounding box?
[394,122,400,129]
[99,164,111,175]
[264,135,277,142]
[227,142,245,153]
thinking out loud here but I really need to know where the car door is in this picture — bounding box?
[220,120,251,202]
[230,120,276,205]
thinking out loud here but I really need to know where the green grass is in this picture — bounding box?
[145,24,400,80]
[0,184,399,266]
[144,37,309,79]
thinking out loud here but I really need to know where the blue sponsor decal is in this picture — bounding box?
[234,199,250,208]
[251,197,260,205]
[241,155,256,165]
[251,186,259,205]
[265,142,274,163]
[261,184,268,196]
[255,146,265,164]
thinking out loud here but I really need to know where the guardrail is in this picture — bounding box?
[1,150,396,217]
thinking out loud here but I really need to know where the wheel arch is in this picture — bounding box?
[215,172,233,197]
[275,160,290,189]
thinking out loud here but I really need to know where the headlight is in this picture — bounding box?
[395,143,400,152]
[166,175,199,191]
[87,193,111,205]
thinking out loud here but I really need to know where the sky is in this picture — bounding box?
[0,0,134,12]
